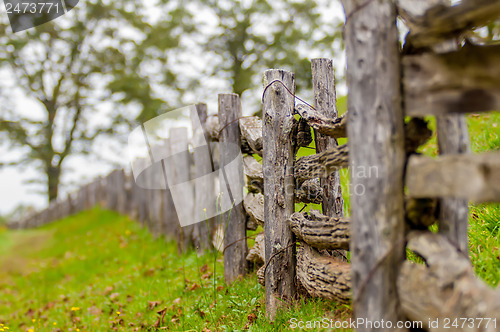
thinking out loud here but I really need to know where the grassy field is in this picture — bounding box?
[0,109,498,331]
[0,209,351,331]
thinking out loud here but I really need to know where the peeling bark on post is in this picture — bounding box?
[296,244,351,304]
[311,58,344,218]
[262,69,296,320]
[219,94,248,284]
[243,192,264,227]
[437,115,470,254]
[294,145,349,184]
[288,211,350,250]
[341,0,407,329]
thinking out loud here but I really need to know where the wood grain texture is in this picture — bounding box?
[219,94,248,284]
[296,244,351,304]
[239,116,263,155]
[342,0,407,328]
[435,40,471,254]
[311,58,345,220]
[295,104,347,138]
[398,231,500,331]
[398,0,500,48]
[262,69,297,320]
[243,192,264,227]
[406,152,500,203]
[246,232,265,264]
[289,211,350,250]
[404,44,500,116]
[294,144,348,184]
[243,155,263,193]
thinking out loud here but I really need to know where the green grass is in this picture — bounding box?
[0,208,351,331]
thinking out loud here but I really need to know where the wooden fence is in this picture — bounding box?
[7,0,500,330]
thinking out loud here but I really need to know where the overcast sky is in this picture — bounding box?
[0,1,346,215]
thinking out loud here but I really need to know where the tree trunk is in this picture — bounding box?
[47,165,61,202]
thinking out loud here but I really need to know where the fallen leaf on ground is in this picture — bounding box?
[148,301,160,310]
[188,283,201,291]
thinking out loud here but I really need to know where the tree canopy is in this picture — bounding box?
[0,0,344,203]
[0,0,186,201]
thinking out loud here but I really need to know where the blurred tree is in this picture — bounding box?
[195,0,343,97]
[0,0,188,202]
[0,0,343,203]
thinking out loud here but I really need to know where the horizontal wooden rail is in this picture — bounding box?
[295,179,323,204]
[404,44,500,116]
[243,193,264,226]
[294,144,349,183]
[243,156,263,193]
[406,152,500,203]
[398,0,500,48]
[246,233,265,264]
[398,231,500,330]
[297,244,351,304]
[289,211,350,250]
[295,104,347,138]
[239,116,263,155]
[205,114,220,141]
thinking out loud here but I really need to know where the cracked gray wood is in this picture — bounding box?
[398,231,500,331]
[239,116,263,155]
[219,93,248,284]
[406,152,500,203]
[246,232,265,264]
[243,192,264,227]
[437,113,470,253]
[257,265,265,287]
[398,0,500,48]
[243,155,263,193]
[341,0,407,328]
[295,104,347,139]
[262,69,297,320]
[404,44,500,116]
[289,211,350,250]
[294,144,348,184]
[297,244,351,304]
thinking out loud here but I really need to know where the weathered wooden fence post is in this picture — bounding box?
[262,70,296,320]
[342,0,407,329]
[218,94,247,283]
[166,127,193,252]
[131,158,148,227]
[311,58,344,218]
[432,18,471,257]
[191,103,215,252]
